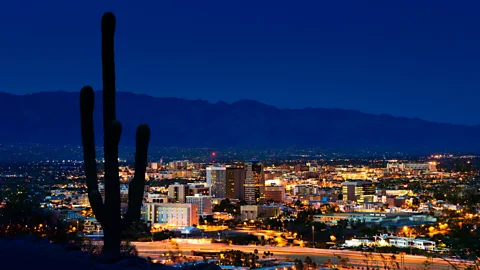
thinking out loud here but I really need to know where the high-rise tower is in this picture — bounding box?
[245,160,265,204]
[206,165,227,198]
[226,165,246,200]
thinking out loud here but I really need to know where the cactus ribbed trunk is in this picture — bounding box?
[101,12,121,258]
[80,12,151,261]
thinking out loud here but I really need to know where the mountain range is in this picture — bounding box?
[0,91,478,153]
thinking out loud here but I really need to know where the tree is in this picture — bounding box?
[337,219,348,229]
[121,220,150,240]
[412,197,420,206]
[0,187,39,226]
[80,12,151,260]
[304,256,313,268]
[206,215,214,224]
[294,259,304,270]
[153,230,173,241]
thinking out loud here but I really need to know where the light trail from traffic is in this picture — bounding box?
[133,240,474,269]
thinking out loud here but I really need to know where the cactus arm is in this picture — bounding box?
[122,124,151,230]
[80,86,105,224]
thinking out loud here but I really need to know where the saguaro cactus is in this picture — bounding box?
[80,12,151,259]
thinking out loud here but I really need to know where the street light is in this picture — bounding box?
[409,231,413,255]
[312,225,315,247]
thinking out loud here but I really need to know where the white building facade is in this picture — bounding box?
[143,203,199,228]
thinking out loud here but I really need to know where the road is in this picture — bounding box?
[133,240,473,269]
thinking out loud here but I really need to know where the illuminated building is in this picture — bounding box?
[386,162,437,173]
[226,165,245,200]
[168,183,188,203]
[265,184,285,202]
[83,218,102,233]
[168,183,210,203]
[186,194,212,215]
[148,162,159,170]
[147,193,168,203]
[143,203,199,228]
[245,160,265,204]
[341,181,375,203]
[206,165,227,198]
[187,184,210,196]
[293,184,319,196]
[77,194,90,207]
[240,205,280,220]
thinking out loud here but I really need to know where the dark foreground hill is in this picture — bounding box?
[0,237,219,270]
[0,91,479,153]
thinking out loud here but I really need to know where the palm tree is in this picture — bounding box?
[363,252,374,270]
[389,254,400,270]
[379,253,390,269]
[325,258,332,268]
[423,259,432,270]
[337,255,350,268]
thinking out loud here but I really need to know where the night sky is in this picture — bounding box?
[1,1,479,125]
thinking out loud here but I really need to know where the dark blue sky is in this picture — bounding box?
[1,1,479,125]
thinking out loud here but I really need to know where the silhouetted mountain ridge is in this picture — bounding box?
[1,91,478,153]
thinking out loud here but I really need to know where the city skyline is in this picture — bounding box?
[1,1,480,124]
[2,152,477,269]
[2,3,480,269]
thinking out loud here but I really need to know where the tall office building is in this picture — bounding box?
[186,194,212,215]
[206,166,227,198]
[341,181,376,203]
[245,160,265,204]
[226,165,246,200]
[168,183,188,203]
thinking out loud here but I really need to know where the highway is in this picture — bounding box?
[133,240,473,269]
